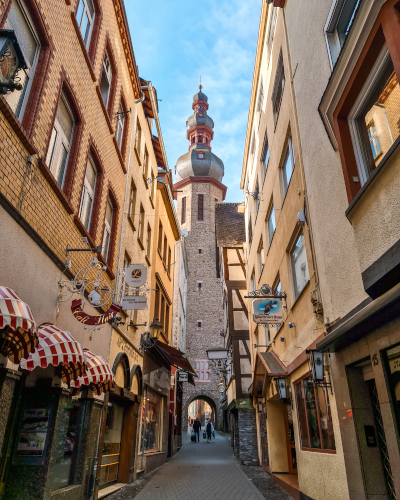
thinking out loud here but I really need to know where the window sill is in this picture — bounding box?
[71,13,96,83]
[290,280,310,311]
[0,97,37,155]
[96,253,115,279]
[299,447,336,455]
[145,255,151,267]
[135,148,141,166]
[37,159,74,215]
[95,86,114,134]
[346,135,400,219]
[142,173,149,189]
[112,137,127,174]
[128,215,136,232]
[137,237,145,250]
[74,216,96,248]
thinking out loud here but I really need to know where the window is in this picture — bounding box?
[100,52,112,107]
[282,138,295,197]
[267,204,276,246]
[325,0,361,68]
[115,103,125,149]
[295,376,336,451]
[101,199,113,260]
[163,235,167,263]
[258,239,264,278]
[257,79,264,127]
[181,197,186,224]
[192,136,195,144]
[197,282,202,290]
[197,194,204,221]
[141,389,162,452]
[251,271,256,293]
[135,119,142,156]
[291,232,309,299]
[199,112,204,117]
[46,94,74,187]
[260,130,270,181]
[123,253,130,270]
[195,359,210,382]
[138,204,145,242]
[197,321,202,329]
[198,136,203,143]
[146,224,151,259]
[79,156,97,231]
[128,183,136,223]
[272,51,285,125]
[250,131,256,157]
[167,247,171,272]
[143,147,149,177]
[248,216,253,246]
[165,304,170,338]
[254,179,260,215]
[76,0,95,49]
[4,0,41,120]
[158,221,163,252]
[198,152,204,159]
[198,248,202,254]
[349,47,400,185]
[266,6,278,63]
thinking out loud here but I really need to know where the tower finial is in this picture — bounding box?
[199,73,202,91]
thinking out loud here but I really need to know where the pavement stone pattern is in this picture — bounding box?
[105,432,293,500]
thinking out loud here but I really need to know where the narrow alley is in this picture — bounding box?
[105,432,292,500]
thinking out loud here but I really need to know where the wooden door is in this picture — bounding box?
[258,412,269,470]
[284,405,297,474]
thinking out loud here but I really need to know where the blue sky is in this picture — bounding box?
[124,0,261,202]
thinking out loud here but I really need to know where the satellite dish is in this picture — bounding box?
[181,229,189,238]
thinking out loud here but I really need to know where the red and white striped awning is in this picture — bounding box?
[71,349,114,395]
[0,286,38,364]
[20,324,86,384]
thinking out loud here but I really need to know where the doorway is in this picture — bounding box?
[99,402,124,488]
[284,405,297,474]
[258,410,269,470]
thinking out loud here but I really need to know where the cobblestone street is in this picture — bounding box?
[105,432,293,500]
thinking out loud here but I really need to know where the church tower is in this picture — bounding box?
[174,87,227,429]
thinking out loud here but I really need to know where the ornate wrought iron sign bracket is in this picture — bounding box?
[244,283,287,311]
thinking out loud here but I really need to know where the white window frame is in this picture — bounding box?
[324,0,362,69]
[266,6,278,65]
[282,137,295,198]
[267,204,275,247]
[79,156,97,230]
[46,94,75,188]
[115,104,125,149]
[348,45,390,186]
[257,79,264,128]
[101,52,112,107]
[76,0,95,49]
[290,231,309,300]
[5,0,41,120]
[102,200,113,260]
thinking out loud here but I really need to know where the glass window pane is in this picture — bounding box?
[8,0,38,66]
[105,201,113,226]
[86,160,97,191]
[201,362,204,369]
[303,378,321,449]
[76,0,84,25]
[316,386,336,450]
[56,98,74,142]
[206,372,209,380]
[46,127,58,167]
[55,145,68,187]
[200,372,204,380]
[195,362,199,369]
[143,390,162,452]
[80,190,91,230]
[81,13,90,44]
[102,229,110,258]
[295,382,310,448]
[291,233,309,297]
[86,0,95,17]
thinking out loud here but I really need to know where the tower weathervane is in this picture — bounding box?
[199,73,202,91]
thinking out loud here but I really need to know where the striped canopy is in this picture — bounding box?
[20,324,86,384]
[0,286,38,364]
[71,349,114,395]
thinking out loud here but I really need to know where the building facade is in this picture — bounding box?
[174,87,227,430]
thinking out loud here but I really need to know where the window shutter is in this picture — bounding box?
[181,197,186,224]
[198,194,204,221]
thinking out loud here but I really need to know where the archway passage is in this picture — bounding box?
[185,394,218,431]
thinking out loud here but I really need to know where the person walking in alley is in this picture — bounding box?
[193,417,201,443]
[206,420,214,442]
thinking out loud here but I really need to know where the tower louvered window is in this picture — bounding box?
[181,197,186,224]
[198,194,204,221]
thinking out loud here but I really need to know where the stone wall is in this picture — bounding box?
[237,409,259,465]
[177,180,225,430]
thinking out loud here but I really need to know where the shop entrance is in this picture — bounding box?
[99,402,124,488]
[284,405,297,474]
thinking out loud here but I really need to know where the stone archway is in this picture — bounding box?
[183,391,220,431]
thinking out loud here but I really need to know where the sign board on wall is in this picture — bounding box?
[252,298,283,324]
[125,264,147,288]
[177,371,188,382]
[121,295,147,310]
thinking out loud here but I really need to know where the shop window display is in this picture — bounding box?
[294,375,336,451]
[51,400,80,491]
[142,389,162,452]
[99,403,124,487]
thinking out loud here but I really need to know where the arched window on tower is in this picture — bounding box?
[206,137,208,144]
[192,136,195,144]
[198,136,203,143]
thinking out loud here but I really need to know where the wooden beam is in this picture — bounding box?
[235,289,248,319]
[236,249,246,278]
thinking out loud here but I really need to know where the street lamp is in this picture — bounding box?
[140,318,162,349]
[206,347,229,360]
[0,30,27,94]
[274,377,287,400]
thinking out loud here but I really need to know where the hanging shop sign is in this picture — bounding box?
[125,264,147,288]
[252,298,283,324]
[121,294,147,311]
[71,299,122,325]
[177,371,188,382]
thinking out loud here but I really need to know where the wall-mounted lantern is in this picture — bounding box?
[274,377,287,400]
[257,397,263,413]
[306,349,332,393]
[0,30,27,94]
